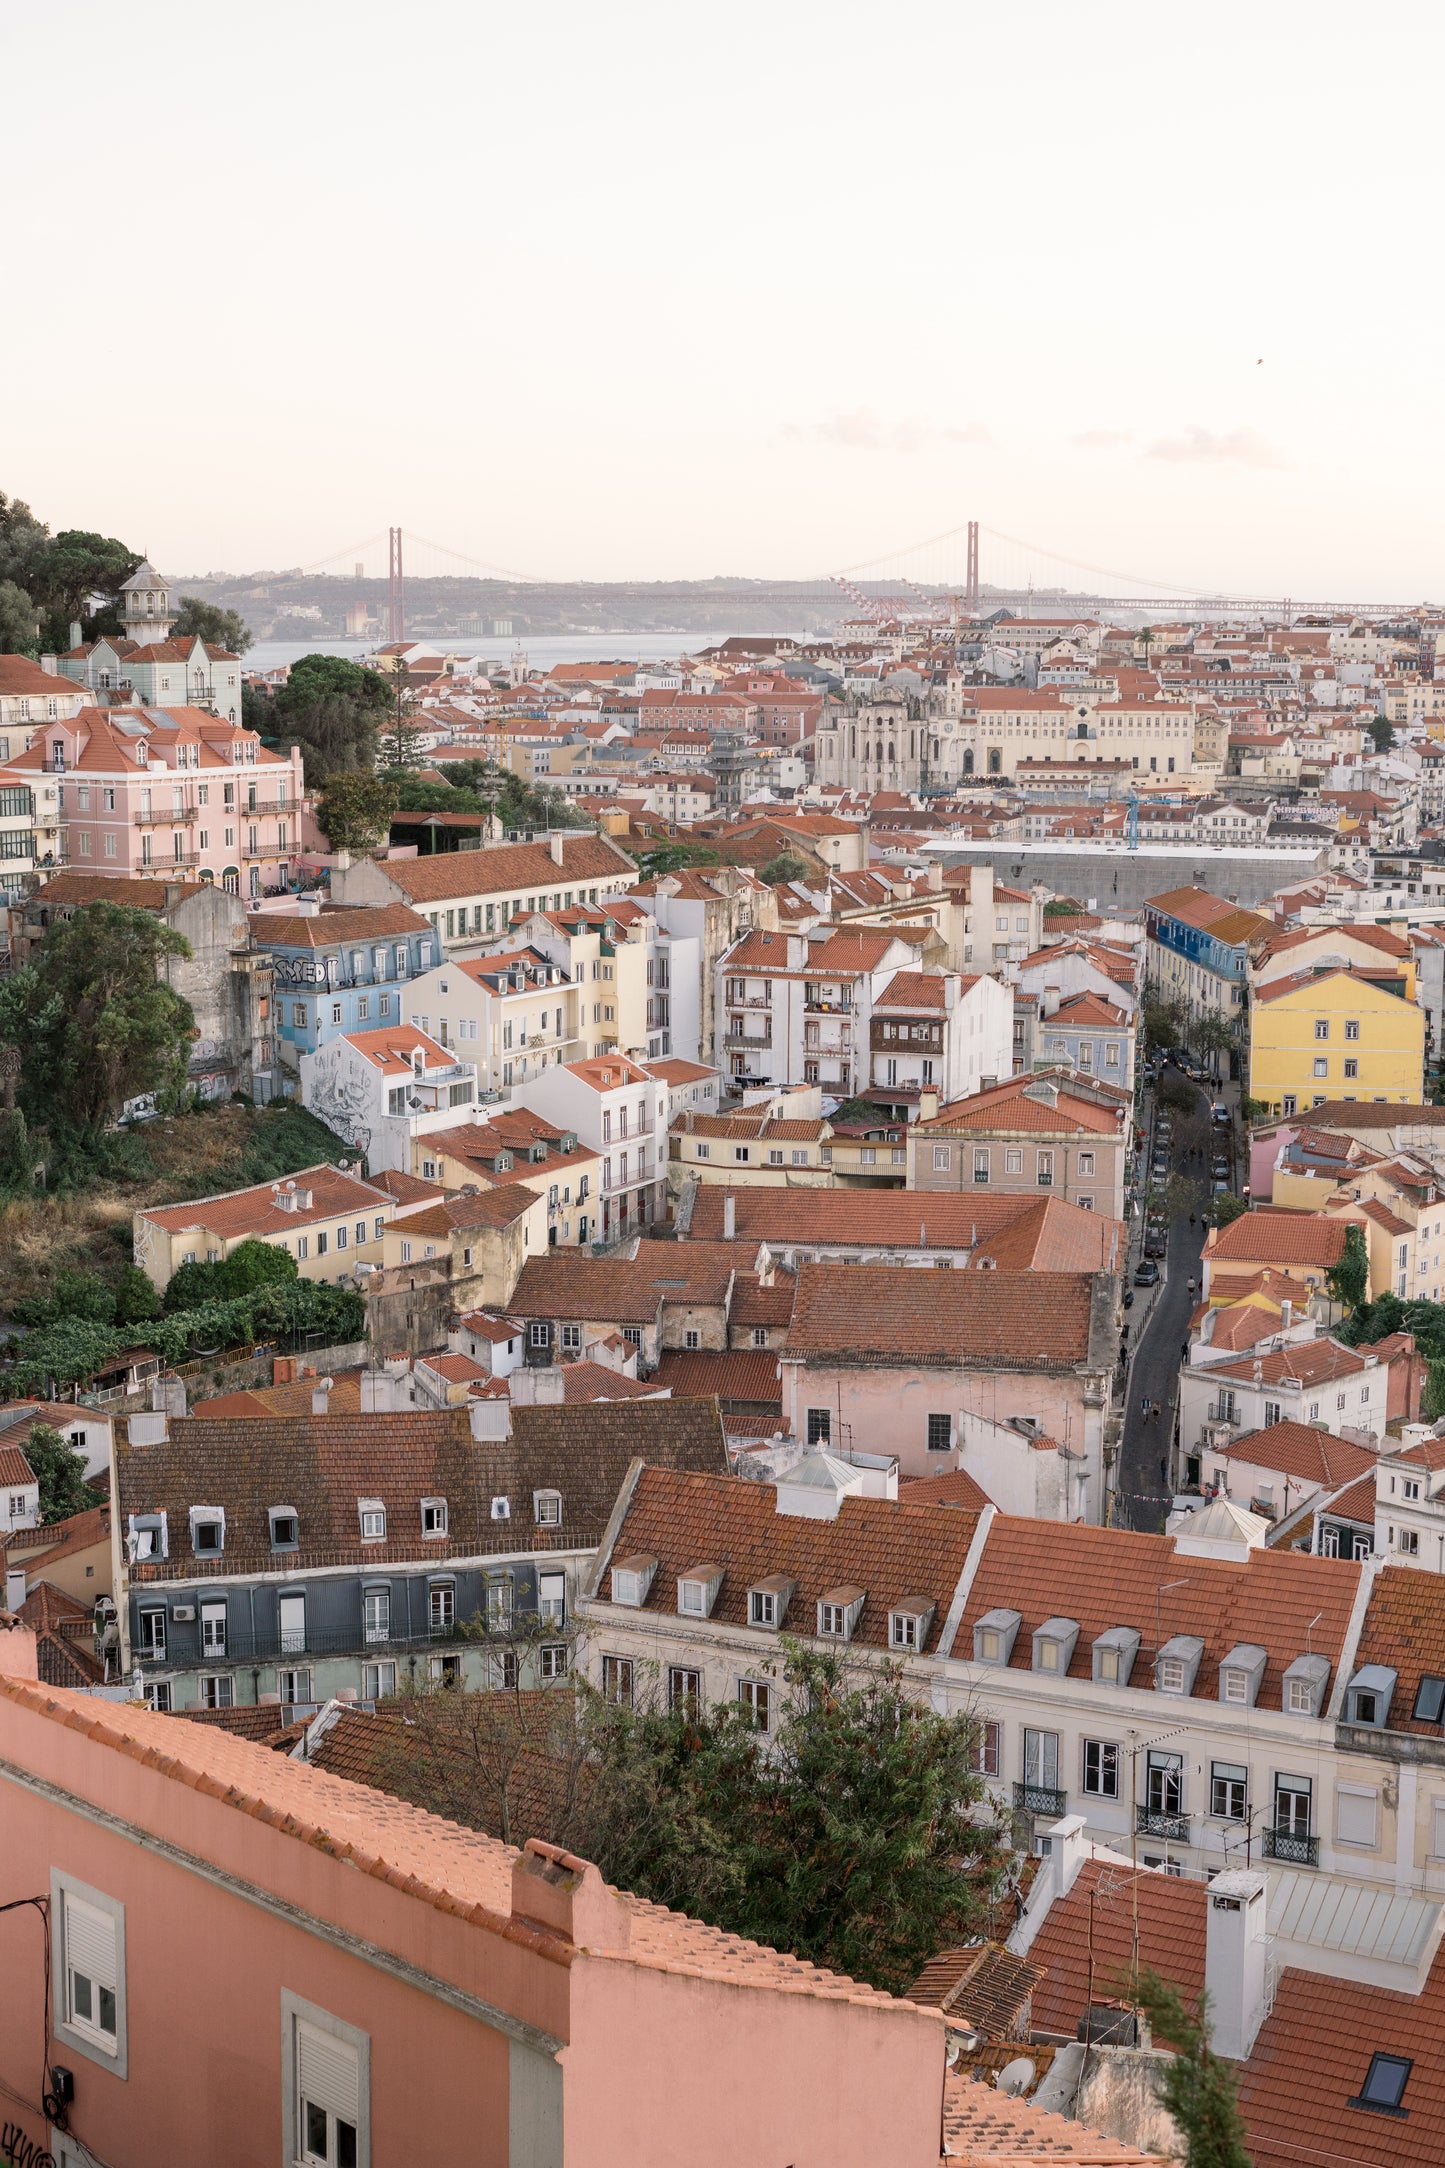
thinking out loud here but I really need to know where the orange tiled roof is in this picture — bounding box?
[1205,1211,1350,1270]
[1213,1419,1376,1488]
[785,1262,1098,1369]
[139,1162,390,1242]
[1027,1857,1205,2041]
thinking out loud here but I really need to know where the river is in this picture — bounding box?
[246,630,806,676]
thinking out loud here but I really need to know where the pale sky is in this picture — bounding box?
[5,0,1441,598]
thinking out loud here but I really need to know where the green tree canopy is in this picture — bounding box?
[270,654,395,781]
[29,528,143,649]
[760,852,812,884]
[20,901,195,1131]
[315,770,401,854]
[1367,712,1395,754]
[1,1318,123,1399]
[163,1235,297,1313]
[24,1423,95,1524]
[171,597,253,655]
[0,579,39,655]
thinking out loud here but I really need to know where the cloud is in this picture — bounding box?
[788,408,992,453]
[1145,424,1290,470]
[1072,427,1132,450]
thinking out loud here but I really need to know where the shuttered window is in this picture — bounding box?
[299,2020,360,2165]
[53,1873,126,2075]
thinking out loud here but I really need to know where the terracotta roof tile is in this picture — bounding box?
[138,1162,390,1242]
[1205,1212,1351,1271]
[377,833,636,905]
[1214,1420,1376,1488]
[1027,1857,1206,2040]
[511,1243,758,1324]
[686,1188,1122,1271]
[257,904,433,947]
[651,1349,782,1403]
[897,1468,995,1512]
[785,1263,1098,1369]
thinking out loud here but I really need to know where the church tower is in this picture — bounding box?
[118,561,175,647]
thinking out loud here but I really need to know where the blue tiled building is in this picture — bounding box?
[258,903,442,1068]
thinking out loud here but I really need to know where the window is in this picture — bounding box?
[684,1328,701,1350]
[359,1501,386,1541]
[738,1677,771,1730]
[270,1507,299,1550]
[1263,1399,1282,1428]
[1313,1058,1329,1078]
[1146,1751,1183,1817]
[285,1993,369,2168]
[539,1570,566,1624]
[362,1661,396,1699]
[932,1144,951,1172]
[138,1608,166,1660]
[1023,1729,1059,1789]
[142,1681,171,1711]
[1083,1739,1120,1798]
[200,1674,234,1709]
[201,1601,227,1656]
[602,1654,634,1705]
[192,1510,224,1555]
[1078,1151,1095,1176]
[973,1147,990,1184]
[973,1720,1000,1777]
[363,1587,390,1642]
[529,1321,550,1348]
[1211,1762,1248,1820]
[1344,1059,1358,1079]
[1314,1019,1330,1040]
[1345,1019,1360,1041]
[1275,1773,1312,1837]
[1036,1151,1053,1187]
[890,1610,921,1650]
[278,1667,313,1705]
[421,1497,448,1536]
[53,1874,126,2075]
[534,1490,562,1527]
[927,1412,952,1453]
[1350,2053,1411,2117]
[752,1326,768,1348]
[1337,1784,1379,1847]
[1413,1675,1445,1723]
[807,1407,831,1445]
[669,1666,702,1714]
[1157,1656,1186,1693]
[429,1583,455,1634]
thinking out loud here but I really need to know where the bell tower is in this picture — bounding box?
[118,560,175,647]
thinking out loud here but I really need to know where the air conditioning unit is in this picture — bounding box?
[171,1604,196,1622]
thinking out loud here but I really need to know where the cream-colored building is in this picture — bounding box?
[133,1162,397,1291]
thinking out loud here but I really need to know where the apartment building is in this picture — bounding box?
[411,1108,601,1249]
[111,1398,729,1711]
[516,898,702,1065]
[298,1024,480,1172]
[1179,1329,1419,1481]
[580,1461,1443,1889]
[778,1260,1118,1489]
[813,683,1198,794]
[405,944,585,1096]
[866,968,1014,1108]
[0,1656,947,2168]
[626,862,775,1065]
[1248,966,1426,1116]
[517,1054,667,1238]
[133,1162,401,1291]
[1145,884,1274,1020]
[715,925,945,1094]
[262,902,440,1069]
[329,830,639,952]
[909,1073,1133,1222]
[680,1182,1123,1278]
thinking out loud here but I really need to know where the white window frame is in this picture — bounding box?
[421,1497,448,1536]
[282,1991,370,2168]
[52,1871,127,2077]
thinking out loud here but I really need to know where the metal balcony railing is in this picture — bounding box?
[1014,1781,1067,1818]
[1262,1827,1318,1866]
[131,1616,537,1670]
[135,805,196,827]
[1136,1806,1191,1842]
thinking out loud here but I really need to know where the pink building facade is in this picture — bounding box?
[0,1644,946,2168]
[0,704,307,898]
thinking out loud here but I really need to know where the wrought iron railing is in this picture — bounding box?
[1262,1826,1318,1866]
[1136,1806,1191,1842]
[1014,1781,1067,1818]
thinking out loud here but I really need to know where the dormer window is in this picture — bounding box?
[189,1507,224,1556]
[1093,1627,1140,1686]
[421,1498,448,1536]
[889,1598,935,1652]
[817,1585,865,1641]
[533,1490,562,1527]
[1032,1617,1080,1675]
[973,1607,1021,1666]
[1155,1635,1205,1697]
[269,1507,299,1551]
[749,1575,795,1629]
[359,1500,386,1542]
[490,1496,511,1522]
[1218,1643,1268,1709]
[611,1553,658,1607]
[677,1564,723,1617]
[128,1512,168,1562]
[1283,1653,1330,1716]
[1345,1666,1398,1728]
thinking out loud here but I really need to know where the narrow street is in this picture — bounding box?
[1113,1064,1229,1531]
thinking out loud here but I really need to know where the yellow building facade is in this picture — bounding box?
[1248,968,1424,1117]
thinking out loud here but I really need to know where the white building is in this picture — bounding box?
[405,945,585,1099]
[299,1023,480,1173]
[517,1052,668,1239]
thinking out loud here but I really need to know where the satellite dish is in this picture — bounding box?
[995,2058,1037,2098]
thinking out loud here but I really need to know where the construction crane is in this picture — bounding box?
[828,573,927,626]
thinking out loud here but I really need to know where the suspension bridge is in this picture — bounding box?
[254,521,1433,642]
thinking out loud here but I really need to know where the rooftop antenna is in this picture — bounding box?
[1305,1610,1324,1656]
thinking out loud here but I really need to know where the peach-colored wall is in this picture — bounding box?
[565,1956,944,2168]
[785,1359,1096,1479]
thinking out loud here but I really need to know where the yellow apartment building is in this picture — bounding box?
[1248,967,1425,1119]
[133,1163,397,1291]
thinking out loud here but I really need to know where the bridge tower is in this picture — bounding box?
[388,527,406,643]
[964,520,980,613]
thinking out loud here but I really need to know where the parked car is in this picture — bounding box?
[1212,1178,1231,1195]
[1134,1259,1161,1286]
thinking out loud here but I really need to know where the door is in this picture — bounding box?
[279,1593,306,1655]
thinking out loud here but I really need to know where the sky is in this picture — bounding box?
[4,0,1441,598]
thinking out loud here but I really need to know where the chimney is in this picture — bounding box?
[919,1086,940,1123]
[273,1355,297,1386]
[549,831,566,866]
[5,1569,28,1618]
[360,1370,396,1413]
[69,619,82,650]
[311,1377,333,1415]
[723,1192,736,1241]
[927,857,943,893]
[1205,1870,1269,2059]
[510,1839,631,1953]
[509,1366,565,1405]
[0,1614,38,1682]
[1281,1299,1292,1330]
[469,1399,511,1442]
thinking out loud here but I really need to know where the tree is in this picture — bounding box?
[1131,1970,1252,2168]
[1326,1223,1369,1315]
[113,1264,162,1329]
[1,1318,123,1399]
[171,597,253,655]
[577,1642,1007,1994]
[23,1424,94,1524]
[760,852,812,884]
[378,676,428,771]
[0,579,38,655]
[1367,713,1395,755]
[1192,1011,1238,1083]
[315,770,401,855]
[1206,1191,1248,1229]
[163,1236,297,1312]
[28,528,142,650]
[21,902,194,1131]
[272,654,394,782]
[637,841,722,879]
[1161,1173,1207,1222]
[1143,998,1186,1054]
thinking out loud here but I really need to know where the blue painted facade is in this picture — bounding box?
[266,920,442,1060]
[1145,903,1251,1001]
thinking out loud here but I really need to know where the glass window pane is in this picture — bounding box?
[305,2100,329,2157]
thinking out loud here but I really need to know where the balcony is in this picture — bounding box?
[135,805,196,827]
[1014,1781,1067,1818]
[724,1032,772,1051]
[804,996,854,1014]
[1136,1806,1191,1842]
[1262,1827,1318,1866]
[727,995,770,1010]
[139,852,201,869]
